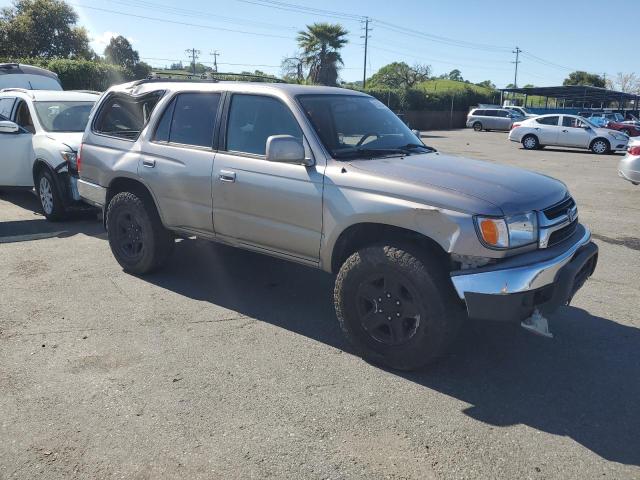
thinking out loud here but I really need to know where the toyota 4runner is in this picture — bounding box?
[78,80,598,370]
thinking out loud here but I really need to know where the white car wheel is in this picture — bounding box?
[591,139,609,154]
[39,176,54,215]
[522,135,538,150]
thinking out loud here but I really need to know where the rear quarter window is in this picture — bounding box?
[92,91,163,140]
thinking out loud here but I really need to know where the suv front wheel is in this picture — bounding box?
[106,191,174,274]
[334,244,463,371]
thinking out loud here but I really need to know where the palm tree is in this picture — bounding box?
[297,23,348,86]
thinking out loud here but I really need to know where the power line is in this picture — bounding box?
[105,0,296,32]
[71,3,293,39]
[237,0,364,22]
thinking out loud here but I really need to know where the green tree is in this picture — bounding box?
[0,0,92,58]
[563,71,605,88]
[297,22,348,86]
[104,35,139,70]
[447,69,463,82]
[475,80,496,90]
[368,62,431,89]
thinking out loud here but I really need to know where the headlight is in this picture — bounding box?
[475,212,538,249]
[60,151,77,169]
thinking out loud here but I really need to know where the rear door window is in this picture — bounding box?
[0,97,15,118]
[154,93,221,148]
[93,91,163,140]
[484,110,498,117]
[536,116,560,126]
[226,94,302,156]
[496,110,510,117]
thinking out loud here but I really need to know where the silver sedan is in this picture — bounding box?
[619,137,640,185]
[508,114,629,154]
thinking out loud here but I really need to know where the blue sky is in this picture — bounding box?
[3,0,638,86]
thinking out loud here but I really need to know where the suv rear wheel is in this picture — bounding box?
[37,169,66,221]
[106,191,174,274]
[334,244,463,371]
[473,122,483,132]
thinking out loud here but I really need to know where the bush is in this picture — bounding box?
[358,85,497,112]
[0,57,144,90]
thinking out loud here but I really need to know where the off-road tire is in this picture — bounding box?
[334,244,463,371]
[106,191,174,274]
[36,168,66,221]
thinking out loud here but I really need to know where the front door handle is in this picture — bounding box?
[219,170,236,183]
[562,129,569,133]
[142,159,155,168]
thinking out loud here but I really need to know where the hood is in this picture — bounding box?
[347,152,567,216]
[45,132,83,151]
[595,127,628,138]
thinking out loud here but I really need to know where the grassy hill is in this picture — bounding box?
[417,79,495,95]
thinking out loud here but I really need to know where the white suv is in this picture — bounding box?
[0,88,99,220]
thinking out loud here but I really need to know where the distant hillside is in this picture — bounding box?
[417,79,495,95]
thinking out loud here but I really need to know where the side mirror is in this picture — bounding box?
[266,135,311,166]
[0,120,20,134]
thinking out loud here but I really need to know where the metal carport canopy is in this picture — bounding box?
[499,85,640,104]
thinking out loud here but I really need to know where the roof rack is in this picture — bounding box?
[137,70,287,85]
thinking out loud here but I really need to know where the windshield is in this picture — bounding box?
[34,101,95,132]
[579,116,599,128]
[297,94,430,159]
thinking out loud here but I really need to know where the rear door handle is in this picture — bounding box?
[219,170,236,183]
[142,159,155,168]
[562,129,569,133]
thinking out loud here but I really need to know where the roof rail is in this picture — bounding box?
[0,87,34,98]
[70,90,102,95]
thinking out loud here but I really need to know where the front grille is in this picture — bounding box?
[547,218,578,246]
[543,196,576,220]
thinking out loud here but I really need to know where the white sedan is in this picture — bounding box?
[508,114,629,154]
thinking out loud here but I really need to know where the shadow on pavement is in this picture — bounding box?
[0,191,105,242]
[141,238,640,467]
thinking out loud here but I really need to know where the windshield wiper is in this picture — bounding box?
[334,148,408,159]
[397,143,437,153]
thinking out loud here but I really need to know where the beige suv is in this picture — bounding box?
[78,80,598,370]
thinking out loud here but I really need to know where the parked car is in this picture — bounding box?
[466,108,523,131]
[618,138,640,185]
[509,114,629,154]
[78,81,598,370]
[503,105,536,118]
[580,111,625,123]
[0,63,62,90]
[0,88,99,219]
[604,120,640,137]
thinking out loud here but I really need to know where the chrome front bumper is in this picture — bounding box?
[77,178,107,207]
[451,225,593,300]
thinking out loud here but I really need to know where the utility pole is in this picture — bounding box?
[512,46,521,88]
[210,51,220,73]
[185,48,201,75]
[361,17,370,88]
